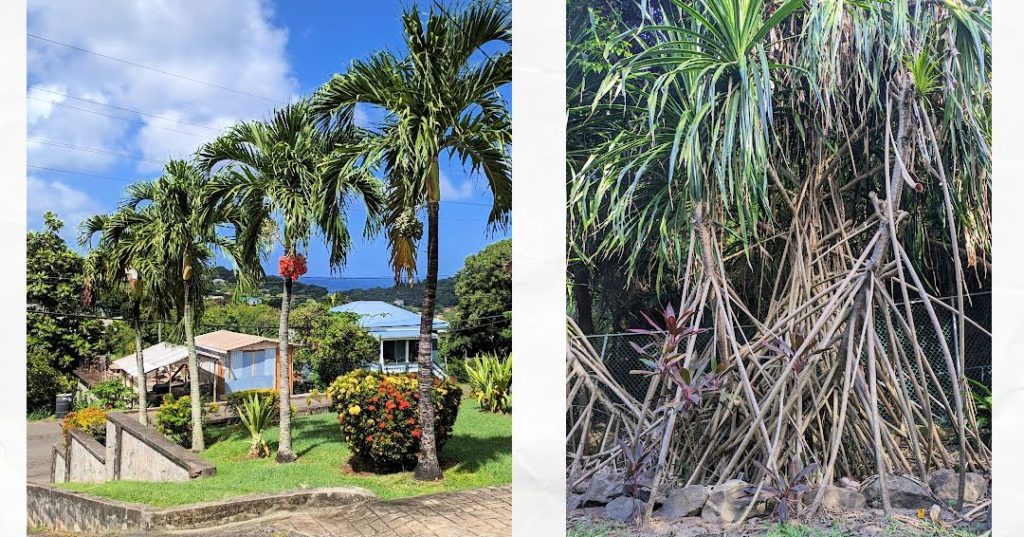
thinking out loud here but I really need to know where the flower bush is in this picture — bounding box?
[155,395,206,447]
[88,379,134,410]
[60,406,107,445]
[326,370,462,471]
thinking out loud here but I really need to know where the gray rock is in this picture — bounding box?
[701,479,761,524]
[583,468,622,505]
[862,474,933,509]
[604,496,645,522]
[567,493,584,511]
[817,485,866,511]
[927,469,988,503]
[656,485,709,519]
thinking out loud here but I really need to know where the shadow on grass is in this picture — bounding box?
[442,433,511,473]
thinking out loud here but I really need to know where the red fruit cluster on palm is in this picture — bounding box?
[278,254,307,281]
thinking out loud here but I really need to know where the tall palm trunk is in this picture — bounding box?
[276,277,296,463]
[132,302,148,426]
[414,162,443,481]
[184,280,204,451]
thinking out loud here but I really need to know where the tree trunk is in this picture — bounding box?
[414,196,443,481]
[184,281,204,451]
[132,302,147,426]
[276,277,296,463]
[570,263,594,334]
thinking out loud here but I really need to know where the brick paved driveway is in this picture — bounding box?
[29,486,512,537]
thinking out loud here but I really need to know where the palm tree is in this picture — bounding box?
[120,159,264,451]
[312,1,511,480]
[80,210,176,425]
[197,100,382,463]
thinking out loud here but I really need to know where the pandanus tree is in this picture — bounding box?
[120,159,264,451]
[312,1,511,480]
[568,0,991,521]
[197,99,383,463]
[80,211,176,425]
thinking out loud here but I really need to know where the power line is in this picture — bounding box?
[27,33,283,105]
[28,137,166,165]
[29,87,226,133]
[28,96,208,139]
[27,165,137,183]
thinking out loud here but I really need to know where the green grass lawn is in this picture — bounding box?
[60,399,510,507]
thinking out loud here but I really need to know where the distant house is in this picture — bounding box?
[108,330,294,402]
[241,296,262,305]
[330,301,448,377]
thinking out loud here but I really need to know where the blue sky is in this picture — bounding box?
[27,0,510,282]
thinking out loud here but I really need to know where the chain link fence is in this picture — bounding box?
[579,293,991,405]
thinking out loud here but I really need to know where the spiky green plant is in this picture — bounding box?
[235,392,276,459]
[464,354,512,414]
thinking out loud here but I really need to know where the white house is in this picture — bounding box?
[330,301,448,376]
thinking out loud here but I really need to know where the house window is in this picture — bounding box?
[237,350,261,377]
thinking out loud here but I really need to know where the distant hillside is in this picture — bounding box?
[207,266,454,309]
[207,266,329,305]
[335,277,457,310]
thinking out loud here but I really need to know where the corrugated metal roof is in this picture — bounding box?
[194,330,278,354]
[111,343,220,377]
[330,301,448,332]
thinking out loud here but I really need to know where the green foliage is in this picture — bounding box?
[234,393,276,458]
[332,277,458,310]
[155,395,206,447]
[226,389,279,414]
[60,406,107,445]
[968,378,992,432]
[26,213,110,413]
[87,380,134,410]
[442,239,511,359]
[464,355,512,414]
[326,370,462,471]
[199,302,280,334]
[290,301,378,389]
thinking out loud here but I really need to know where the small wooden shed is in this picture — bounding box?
[195,330,294,396]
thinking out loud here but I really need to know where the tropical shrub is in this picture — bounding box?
[464,354,512,413]
[155,395,206,447]
[226,388,279,411]
[234,392,276,458]
[88,379,134,410]
[60,406,107,445]
[326,370,462,471]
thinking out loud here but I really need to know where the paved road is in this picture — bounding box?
[27,420,61,484]
[29,486,512,537]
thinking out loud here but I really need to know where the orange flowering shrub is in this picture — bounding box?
[60,406,107,445]
[326,370,461,471]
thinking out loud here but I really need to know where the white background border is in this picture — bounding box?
[0,0,27,530]
[511,0,566,535]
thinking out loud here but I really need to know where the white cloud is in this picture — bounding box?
[27,0,299,174]
[27,175,102,239]
[439,172,475,201]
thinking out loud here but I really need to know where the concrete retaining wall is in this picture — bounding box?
[105,412,216,482]
[51,444,67,484]
[67,430,105,483]
[27,484,375,532]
